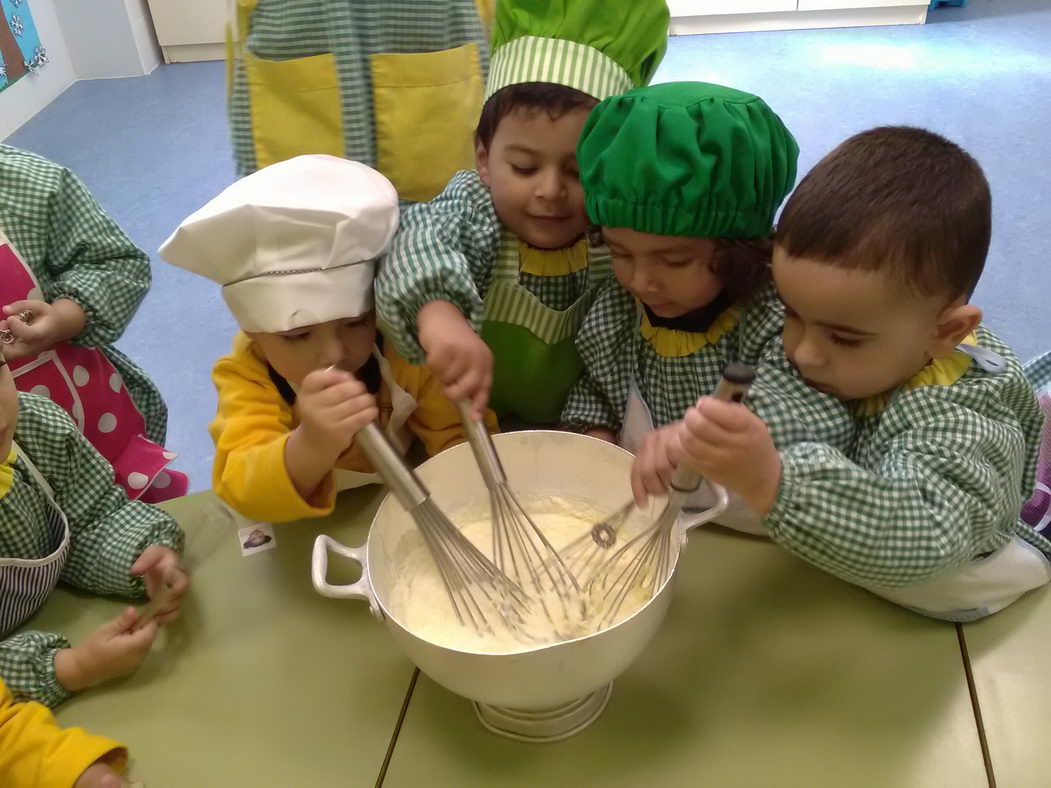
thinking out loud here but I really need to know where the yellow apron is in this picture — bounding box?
[229,0,484,202]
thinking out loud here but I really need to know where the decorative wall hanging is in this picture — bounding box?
[0,0,46,94]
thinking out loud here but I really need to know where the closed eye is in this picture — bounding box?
[830,334,862,348]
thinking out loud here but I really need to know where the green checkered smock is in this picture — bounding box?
[0,145,167,445]
[1,394,183,708]
[766,326,1051,589]
[561,277,857,459]
[376,170,607,365]
[749,335,859,453]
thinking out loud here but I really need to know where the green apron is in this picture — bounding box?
[481,232,609,425]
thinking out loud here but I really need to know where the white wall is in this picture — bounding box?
[0,0,76,140]
[125,0,162,73]
[54,0,160,80]
[1,0,162,140]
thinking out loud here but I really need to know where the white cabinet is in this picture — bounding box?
[145,0,225,63]
[797,0,925,9]
[670,0,929,35]
[668,0,797,15]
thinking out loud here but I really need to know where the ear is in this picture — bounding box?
[475,139,491,188]
[928,302,982,358]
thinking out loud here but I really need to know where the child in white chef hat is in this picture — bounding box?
[161,155,495,522]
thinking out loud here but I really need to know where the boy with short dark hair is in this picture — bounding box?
[677,126,1050,620]
[376,0,670,425]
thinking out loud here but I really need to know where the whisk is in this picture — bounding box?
[560,500,634,583]
[355,421,527,634]
[456,402,580,623]
[586,364,756,627]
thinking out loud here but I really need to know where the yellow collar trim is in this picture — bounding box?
[640,305,741,358]
[518,238,589,277]
[853,333,978,417]
[0,447,17,500]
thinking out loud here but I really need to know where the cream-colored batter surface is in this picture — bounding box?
[389,496,663,653]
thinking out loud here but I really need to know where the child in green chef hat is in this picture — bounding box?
[564,81,857,534]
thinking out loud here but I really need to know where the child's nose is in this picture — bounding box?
[793,336,825,369]
[318,339,345,368]
[535,169,564,201]
[631,266,657,295]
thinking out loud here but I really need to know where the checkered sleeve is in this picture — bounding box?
[17,395,184,598]
[376,171,503,363]
[750,338,857,452]
[561,278,635,433]
[561,371,620,434]
[766,379,1038,588]
[36,163,150,346]
[0,634,72,709]
[736,284,785,367]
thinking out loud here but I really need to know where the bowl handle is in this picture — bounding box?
[677,481,729,537]
[311,534,382,620]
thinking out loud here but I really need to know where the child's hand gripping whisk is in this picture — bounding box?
[313,367,526,634]
[583,364,756,627]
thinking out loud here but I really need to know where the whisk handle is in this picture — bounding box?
[356,422,430,510]
[669,363,757,495]
[455,399,506,487]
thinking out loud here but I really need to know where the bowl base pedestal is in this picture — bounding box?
[472,682,612,742]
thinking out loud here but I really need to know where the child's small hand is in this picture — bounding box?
[75,761,130,788]
[417,300,493,419]
[131,545,189,626]
[297,367,378,459]
[55,607,158,692]
[680,398,782,515]
[0,298,87,360]
[630,422,685,507]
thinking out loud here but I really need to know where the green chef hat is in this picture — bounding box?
[579,81,800,238]
[486,0,669,101]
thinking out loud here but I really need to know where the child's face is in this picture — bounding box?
[605,227,723,318]
[773,247,980,401]
[0,352,17,459]
[249,314,377,386]
[475,106,591,250]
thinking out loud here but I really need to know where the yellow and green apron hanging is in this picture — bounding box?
[227,0,487,202]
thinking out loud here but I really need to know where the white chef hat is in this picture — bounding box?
[159,155,399,333]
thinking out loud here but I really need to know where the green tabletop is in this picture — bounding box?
[384,527,986,788]
[959,584,1051,786]
[41,488,413,787]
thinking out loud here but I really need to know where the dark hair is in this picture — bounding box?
[589,225,773,303]
[474,82,598,150]
[776,126,991,300]
[712,236,773,303]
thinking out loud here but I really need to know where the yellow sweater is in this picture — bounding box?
[0,678,125,786]
[210,333,497,522]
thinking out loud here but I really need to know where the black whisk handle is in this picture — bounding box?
[669,363,756,495]
[712,363,756,404]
